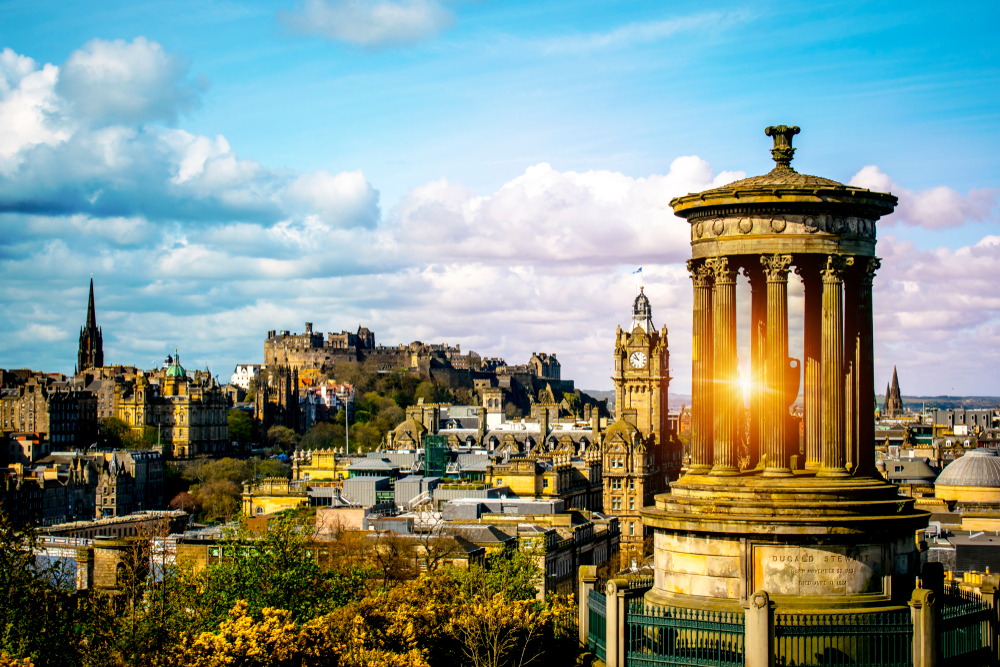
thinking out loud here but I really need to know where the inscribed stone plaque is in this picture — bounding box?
[753,545,883,596]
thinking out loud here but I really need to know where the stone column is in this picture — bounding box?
[762,254,793,476]
[910,587,938,667]
[747,265,766,470]
[707,257,739,476]
[687,259,714,474]
[857,258,880,477]
[578,565,598,646]
[604,579,624,667]
[75,546,94,591]
[743,590,773,667]
[844,263,860,472]
[818,255,852,477]
[795,260,822,469]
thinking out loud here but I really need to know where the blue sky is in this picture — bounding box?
[1,0,998,395]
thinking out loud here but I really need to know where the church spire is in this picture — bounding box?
[78,278,104,372]
[86,278,97,330]
[884,366,904,418]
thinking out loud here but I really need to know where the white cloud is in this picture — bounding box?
[56,37,205,126]
[542,10,750,54]
[279,0,453,48]
[0,43,380,228]
[850,165,998,229]
[390,157,744,265]
[20,323,68,342]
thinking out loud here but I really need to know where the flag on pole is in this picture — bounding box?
[632,267,642,275]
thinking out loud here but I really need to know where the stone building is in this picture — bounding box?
[113,354,229,459]
[0,373,98,449]
[254,365,299,437]
[606,289,678,565]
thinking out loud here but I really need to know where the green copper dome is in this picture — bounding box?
[166,349,186,378]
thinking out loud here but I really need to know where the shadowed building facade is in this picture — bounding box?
[641,127,929,618]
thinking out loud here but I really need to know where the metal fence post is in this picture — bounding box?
[617,583,629,667]
[981,574,1000,662]
[605,579,621,667]
[911,586,938,667]
[579,565,598,647]
[743,590,773,667]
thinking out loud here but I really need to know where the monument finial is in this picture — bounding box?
[764,125,800,171]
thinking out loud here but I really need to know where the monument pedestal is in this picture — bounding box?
[641,471,929,613]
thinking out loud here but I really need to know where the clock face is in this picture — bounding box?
[629,351,647,369]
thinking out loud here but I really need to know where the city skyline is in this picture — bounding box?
[1,0,998,394]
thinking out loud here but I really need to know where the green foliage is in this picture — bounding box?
[451,548,542,602]
[182,516,371,631]
[100,417,158,449]
[266,425,299,451]
[301,422,338,450]
[0,501,580,667]
[227,409,253,446]
[0,505,91,667]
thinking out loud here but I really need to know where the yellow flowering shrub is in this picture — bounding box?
[0,654,33,667]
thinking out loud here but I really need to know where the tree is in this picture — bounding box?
[452,594,552,667]
[454,387,476,406]
[414,382,438,404]
[227,410,253,447]
[301,423,338,450]
[191,481,241,523]
[101,416,132,448]
[267,426,299,451]
[168,491,201,514]
[505,403,524,420]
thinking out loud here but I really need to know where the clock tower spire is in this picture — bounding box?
[606,289,678,567]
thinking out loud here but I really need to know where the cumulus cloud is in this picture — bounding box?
[868,234,1000,391]
[279,0,453,48]
[0,42,380,226]
[56,37,206,126]
[391,158,744,265]
[850,165,998,229]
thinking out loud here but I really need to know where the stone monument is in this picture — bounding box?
[642,126,929,614]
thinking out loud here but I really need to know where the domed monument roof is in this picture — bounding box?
[670,125,897,225]
[166,349,186,378]
[936,449,1000,488]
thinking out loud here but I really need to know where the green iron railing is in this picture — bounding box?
[588,588,607,662]
[940,582,992,666]
[626,600,744,667]
[773,611,912,667]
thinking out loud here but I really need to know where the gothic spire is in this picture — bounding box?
[86,278,97,330]
[78,278,104,372]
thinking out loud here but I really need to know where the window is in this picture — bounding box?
[543,479,549,489]
[629,479,635,490]
[629,498,635,510]
[629,522,635,536]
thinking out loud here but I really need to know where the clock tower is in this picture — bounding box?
[605,288,676,566]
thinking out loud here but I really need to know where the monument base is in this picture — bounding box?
[640,470,930,612]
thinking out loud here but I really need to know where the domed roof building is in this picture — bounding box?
[935,449,1000,504]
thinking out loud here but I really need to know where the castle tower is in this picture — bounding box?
[640,127,928,625]
[607,288,674,565]
[77,279,104,372]
[884,366,904,418]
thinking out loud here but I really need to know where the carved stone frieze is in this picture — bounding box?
[691,214,876,240]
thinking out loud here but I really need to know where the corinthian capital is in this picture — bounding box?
[821,255,854,283]
[686,259,714,287]
[861,257,882,285]
[760,254,793,281]
[705,257,737,284]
